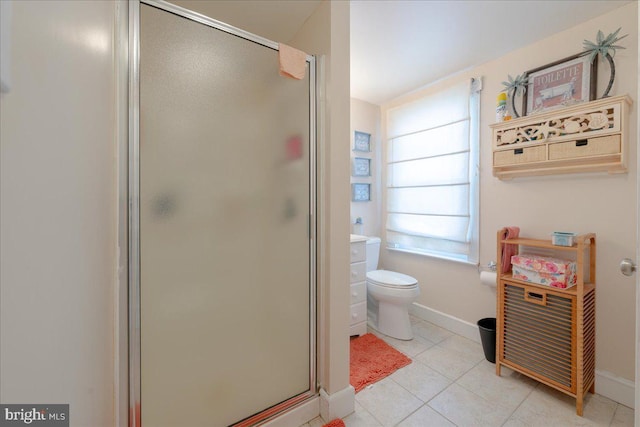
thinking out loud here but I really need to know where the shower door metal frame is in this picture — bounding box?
[128,1,318,425]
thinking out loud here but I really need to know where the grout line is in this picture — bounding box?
[392,324,473,425]
[607,403,619,427]
[390,402,427,427]
[355,377,420,427]
[412,319,455,345]
[379,319,630,427]
[364,404,385,427]
[424,383,461,427]
[497,378,537,427]
[403,324,529,426]
[352,394,385,427]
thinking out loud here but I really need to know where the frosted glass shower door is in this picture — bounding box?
[137,4,314,426]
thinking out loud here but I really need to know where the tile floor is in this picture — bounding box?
[302,316,635,427]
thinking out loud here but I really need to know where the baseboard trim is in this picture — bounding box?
[409,302,635,408]
[262,396,320,427]
[319,385,355,422]
[409,302,481,344]
[595,370,635,409]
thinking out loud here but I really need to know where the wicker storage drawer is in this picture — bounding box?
[490,95,631,178]
[548,135,621,160]
[494,145,546,166]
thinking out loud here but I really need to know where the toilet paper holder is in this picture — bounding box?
[479,262,498,287]
[478,261,497,273]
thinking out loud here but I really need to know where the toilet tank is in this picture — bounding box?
[365,237,381,272]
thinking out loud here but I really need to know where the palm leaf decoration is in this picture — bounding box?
[582,27,627,98]
[501,74,528,118]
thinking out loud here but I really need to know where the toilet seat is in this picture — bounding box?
[366,270,418,289]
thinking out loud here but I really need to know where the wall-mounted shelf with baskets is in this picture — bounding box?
[490,95,632,179]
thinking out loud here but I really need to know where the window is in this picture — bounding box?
[385,78,480,263]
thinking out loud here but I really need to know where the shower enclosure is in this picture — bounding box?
[129,1,317,425]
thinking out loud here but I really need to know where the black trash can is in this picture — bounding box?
[477,317,496,363]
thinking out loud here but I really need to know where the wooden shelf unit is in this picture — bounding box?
[490,95,631,179]
[496,229,596,416]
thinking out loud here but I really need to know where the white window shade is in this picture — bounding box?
[387,81,470,138]
[385,79,480,262]
[388,186,469,217]
[388,152,470,187]
[387,120,469,162]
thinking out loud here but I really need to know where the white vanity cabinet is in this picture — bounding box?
[350,236,367,336]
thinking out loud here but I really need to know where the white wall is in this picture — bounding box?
[381,3,638,383]
[290,0,352,400]
[0,1,352,425]
[0,1,117,425]
[350,98,382,237]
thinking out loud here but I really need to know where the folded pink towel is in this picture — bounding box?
[501,226,520,273]
[279,43,307,80]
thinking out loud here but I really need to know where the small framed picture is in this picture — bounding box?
[352,183,371,202]
[353,131,371,152]
[523,53,597,115]
[352,157,371,177]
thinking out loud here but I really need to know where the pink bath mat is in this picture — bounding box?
[350,333,411,392]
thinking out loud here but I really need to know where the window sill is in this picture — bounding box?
[386,246,479,266]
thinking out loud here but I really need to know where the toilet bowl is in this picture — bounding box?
[365,237,420,340]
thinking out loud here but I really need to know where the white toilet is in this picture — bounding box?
[365,237,420,340]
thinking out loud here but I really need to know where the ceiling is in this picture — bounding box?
[170,0,322,42]
[169,0,631,106]
[351,0,633,105]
